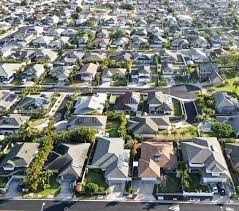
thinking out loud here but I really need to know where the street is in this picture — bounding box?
[0,200,238,211]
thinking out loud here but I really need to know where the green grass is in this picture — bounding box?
[149,76,158,87]
[158,174,182,193]
[84,169,108,191]
[11,77,23,85]
[35,175,61,198]
[41,76,57,84]
[173,101,182,116]
[109,94,119,104]
[0,177,8,188]
[106,120,120,137]
[185,174,209,193]
[205,77,239,95]
[30,118,47,127]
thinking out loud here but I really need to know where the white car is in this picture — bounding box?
[211,184,218,193]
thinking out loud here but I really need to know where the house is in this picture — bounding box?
[33,49,58,63]
[160,49,178,63]
[74,93,107,115]
[214,92,239,114]
[56,51,84,66]
[225,143,239,172]
[101,68,127,82]
[189,48,210,63]
[44,142,90,181]
[32,36,55,48]
[181,137,231,183]
[0,142,39,176]
[216,116,239,137]
[198,63,222,85]
[114,92,140,112]
[0,114,30,134]
[88,136,131,183]
[147,91,173,115]
[0,47,12,58]
[24,64,45,79]
[138,142,178,182]
[83,53,107,63]
[0,90,18,111]
[131,66,151,84]
[50,66,73,82]
[0,63,25,82]
[68,115,107,134]
[78,63,99,82]
[16,94,51,114]
[127,116,171,138]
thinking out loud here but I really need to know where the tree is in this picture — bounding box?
[212,121,234,138]
[182,169,190,191]
[233,80,239,91]
[85,183,99,193]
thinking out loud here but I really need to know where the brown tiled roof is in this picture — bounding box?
[138,142,178,178]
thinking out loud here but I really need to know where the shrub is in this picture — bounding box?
[85,183,99,193]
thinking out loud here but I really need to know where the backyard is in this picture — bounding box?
[157,173,182,193]
[106,120,120,137]
[173,100,182,116]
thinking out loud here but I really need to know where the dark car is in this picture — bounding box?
[17,183,23,192]
[217,183,226,195]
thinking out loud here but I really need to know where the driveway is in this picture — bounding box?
[56,181,74,199]
[107,182,125,200]
[4,178,23,198]
[132,181,156,201]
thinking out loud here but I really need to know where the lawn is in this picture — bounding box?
[41,76,57,84]
[34,175,61,198]
[84,169,108,191]
[158,173,182,193]
[173,100,182,116]
[0,177,8,188]
[185,174,209,193]
[149,76,159,87]
[204,77,239,95]
[106,120,120,137]
[30,118,48,127]
[156,126,199,140]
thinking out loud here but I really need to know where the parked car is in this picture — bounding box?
[217,183,226,195]
[17,183,23,192]
[211,184,218,193]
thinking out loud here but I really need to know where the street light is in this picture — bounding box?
[41,202,45,211]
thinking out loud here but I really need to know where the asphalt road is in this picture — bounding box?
[0,84,198,100]
[0,200,238,211]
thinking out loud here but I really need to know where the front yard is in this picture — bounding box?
[157,173,182,193]
[184,174,209,193]
[84,169,108,191]
[0,177,8,188]
[24,175,61,198]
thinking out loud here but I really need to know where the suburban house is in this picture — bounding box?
[101,68,127,82]
[74,93,107,115]
[138,141,178,182]
[181,137,231,183]
[114,92,140,112]
[225,143,239,172]
[33,49,58,63]
[44,142,90,181]
[88,136,131,184]
[214,92,239,114]
[0,142,39,176]
[24,64,46,79]
[216,116,239,137]
[127,116,171,138]
[0,63,25,82]
[68,115,107,135]
[0,114,30,134]
[78,63,99,82]
[0,90,18,111]
[16,94,51,114]
[147,91,173,115]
